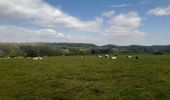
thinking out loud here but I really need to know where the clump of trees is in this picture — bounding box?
[90,48,114,54]
[0,43,92,57]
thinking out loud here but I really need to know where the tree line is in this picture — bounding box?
[0,43,170,57]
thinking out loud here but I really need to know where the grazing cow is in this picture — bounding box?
[99,56,102,58]
[33,57,38,60]
[135,56,139,59]
[33,57,43,60]
[127,56,132,58]
[105,55,109,58]
[39,57,43,60]
[97,55,102,58]
[111,56,117,60]
[4,57,10,59]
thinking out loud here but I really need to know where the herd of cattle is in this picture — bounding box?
[1,55,139,60]
[81,54,139,60]
[97,55,139,60]
[0,56,44,60]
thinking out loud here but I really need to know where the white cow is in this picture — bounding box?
[99,56,102,58]
[33,57,43,60]
[111,56,117,60]
[105,55,109,58]
[33,57,38,60]
[39,57,43,60]
[127,56,132,58]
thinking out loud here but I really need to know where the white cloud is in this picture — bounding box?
[100,11,145,41]
[110,4,132,8]
[0,0,102,32]
[108,12,142,28]
[104,26,145,37]
[102,11,115,18]
[0,1,148,45]
[0,25,105,44]
[148,5,170,16]
[0,26,68,42]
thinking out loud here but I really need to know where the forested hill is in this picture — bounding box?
[0,42,170,57]
[48,43,97,48]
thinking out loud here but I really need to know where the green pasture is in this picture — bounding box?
[0,55,170,100]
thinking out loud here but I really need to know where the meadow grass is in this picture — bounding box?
[0,55,170,100]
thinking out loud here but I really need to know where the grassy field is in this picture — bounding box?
[0,55,170,100]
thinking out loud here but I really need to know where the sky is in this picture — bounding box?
[0,0,170,46]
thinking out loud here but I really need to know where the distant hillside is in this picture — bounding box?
[47,43,97,48]
[0,42,170,57]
